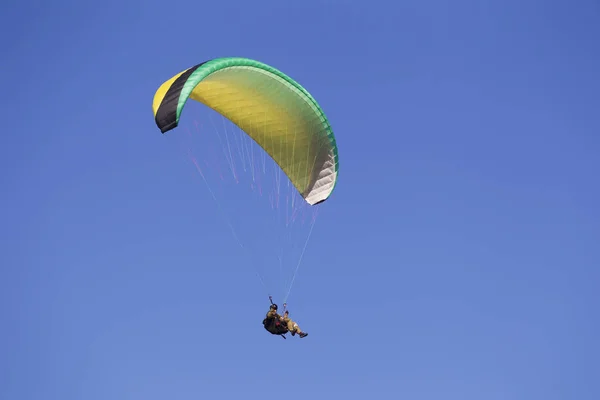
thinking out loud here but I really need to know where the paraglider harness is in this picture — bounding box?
[262,296,288,339]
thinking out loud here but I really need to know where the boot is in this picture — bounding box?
[299,332,308,338]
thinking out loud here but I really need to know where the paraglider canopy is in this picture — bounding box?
[152,57,339,205]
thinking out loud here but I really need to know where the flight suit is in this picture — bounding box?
[266,309,281,320]
[264,308,285,334]
[283,311,307,337]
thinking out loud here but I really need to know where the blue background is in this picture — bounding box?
[1,0,599,399]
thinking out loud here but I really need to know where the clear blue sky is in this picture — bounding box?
[1,0,599,399]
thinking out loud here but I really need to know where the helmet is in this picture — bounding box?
[270,304,278,310]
